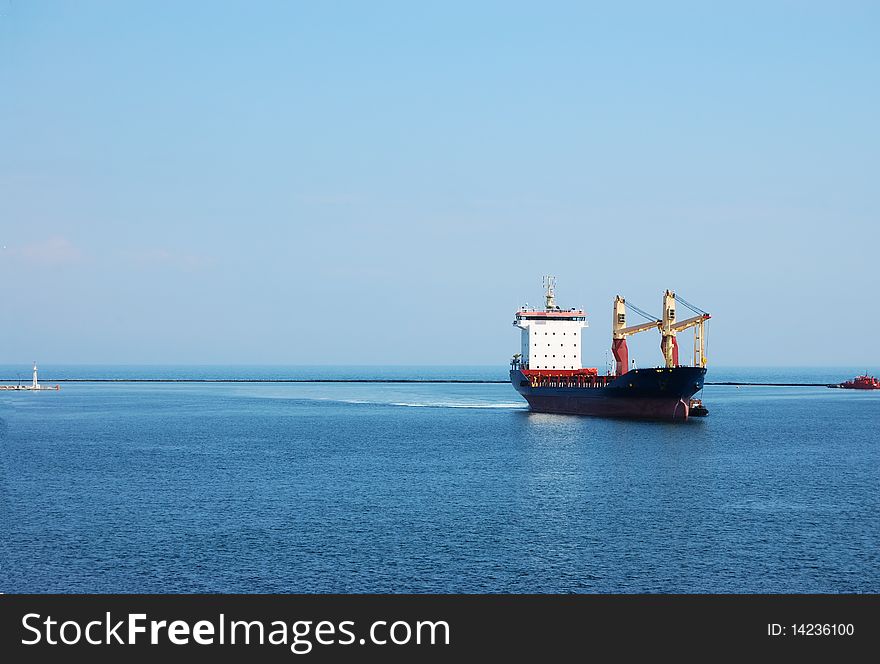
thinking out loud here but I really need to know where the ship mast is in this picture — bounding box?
[660,290,679,368]
[543,275,557,310]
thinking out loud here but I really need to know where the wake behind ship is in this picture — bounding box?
[510,278,711,421]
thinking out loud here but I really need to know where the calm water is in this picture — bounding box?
[1,366,877,593]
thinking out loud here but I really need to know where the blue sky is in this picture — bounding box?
[1,1,877,366]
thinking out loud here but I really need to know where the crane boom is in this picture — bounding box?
[670,312,711,368]
[670,312,711,333]
[618,320,661,336]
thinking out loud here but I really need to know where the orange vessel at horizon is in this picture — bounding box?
[838,374,880,390]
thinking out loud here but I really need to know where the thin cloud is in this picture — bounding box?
[13,236,84,266]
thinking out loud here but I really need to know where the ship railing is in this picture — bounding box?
[527,373,614,389]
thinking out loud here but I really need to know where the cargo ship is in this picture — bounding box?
[509,277,710,421]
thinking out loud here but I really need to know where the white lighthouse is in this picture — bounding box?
[0,361,60,391]
[512,276,588,371]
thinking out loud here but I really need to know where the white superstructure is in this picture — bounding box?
[512,276,588,371]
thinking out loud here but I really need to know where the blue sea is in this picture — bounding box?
[1,365,877,593]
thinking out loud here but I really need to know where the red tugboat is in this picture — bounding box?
[837,374,880,390]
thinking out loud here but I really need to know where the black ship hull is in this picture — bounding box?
[510,366,707,421]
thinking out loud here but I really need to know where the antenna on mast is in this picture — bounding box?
[543,275,557,310]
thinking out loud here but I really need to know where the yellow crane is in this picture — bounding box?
[660,290,711,369]
[611,291,711,373]
[611,295,661,375]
